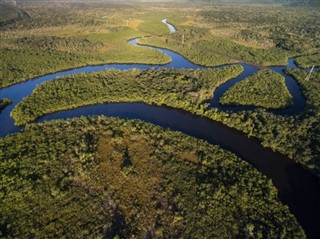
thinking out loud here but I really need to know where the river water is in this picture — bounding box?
[0,19,319,238]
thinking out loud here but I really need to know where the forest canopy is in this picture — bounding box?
[0,116,305,238]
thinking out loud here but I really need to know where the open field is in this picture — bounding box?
[0,3,172,88]
[140,4,320,67]
[1,2,319,88]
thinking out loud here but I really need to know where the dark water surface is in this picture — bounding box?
[1,20,319,238]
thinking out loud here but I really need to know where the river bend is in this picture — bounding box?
[0,18,319,239]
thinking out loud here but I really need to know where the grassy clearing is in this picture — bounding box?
[0,116,305,238]
[220,70,293,109]
[0,3,172,88]
[140,4,319,67]
[1,3,319,88]
[198,4,320,58]
[139,28,291,67]
[137,13,170,35]
[0,41,170,88]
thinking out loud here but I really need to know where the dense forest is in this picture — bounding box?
[11,66,243,125]
[220,70,292,109]
[1,2,320,238]
[11,66,320,180]
[208,69,320,178]
[0,117,305,238]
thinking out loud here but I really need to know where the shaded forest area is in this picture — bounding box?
[0,117,305,238]
[10,66,320,180]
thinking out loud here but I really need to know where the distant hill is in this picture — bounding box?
[13,0,320,6]
[185,0,320,6]
[284,0,320,6]
[0,0,29,25]
[2,0,17,6]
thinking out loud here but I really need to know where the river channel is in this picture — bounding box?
[0,19,319,238]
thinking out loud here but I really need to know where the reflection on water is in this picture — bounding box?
[0,19,319,239]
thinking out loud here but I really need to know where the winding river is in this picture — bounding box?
[1,19,319,238]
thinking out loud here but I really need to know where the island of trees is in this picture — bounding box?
[219,70,293,109]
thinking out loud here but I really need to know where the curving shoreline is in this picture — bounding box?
[36,102,320,238]
[1,19,320,238]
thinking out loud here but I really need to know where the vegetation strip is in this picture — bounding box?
[10,67,243,126]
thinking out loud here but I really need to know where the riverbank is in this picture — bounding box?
[1,15,320,239]
[0,116,306,238]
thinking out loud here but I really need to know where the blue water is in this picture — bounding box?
[0,38,309,136]
[0,18,311,137]
[1,19,320,239]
